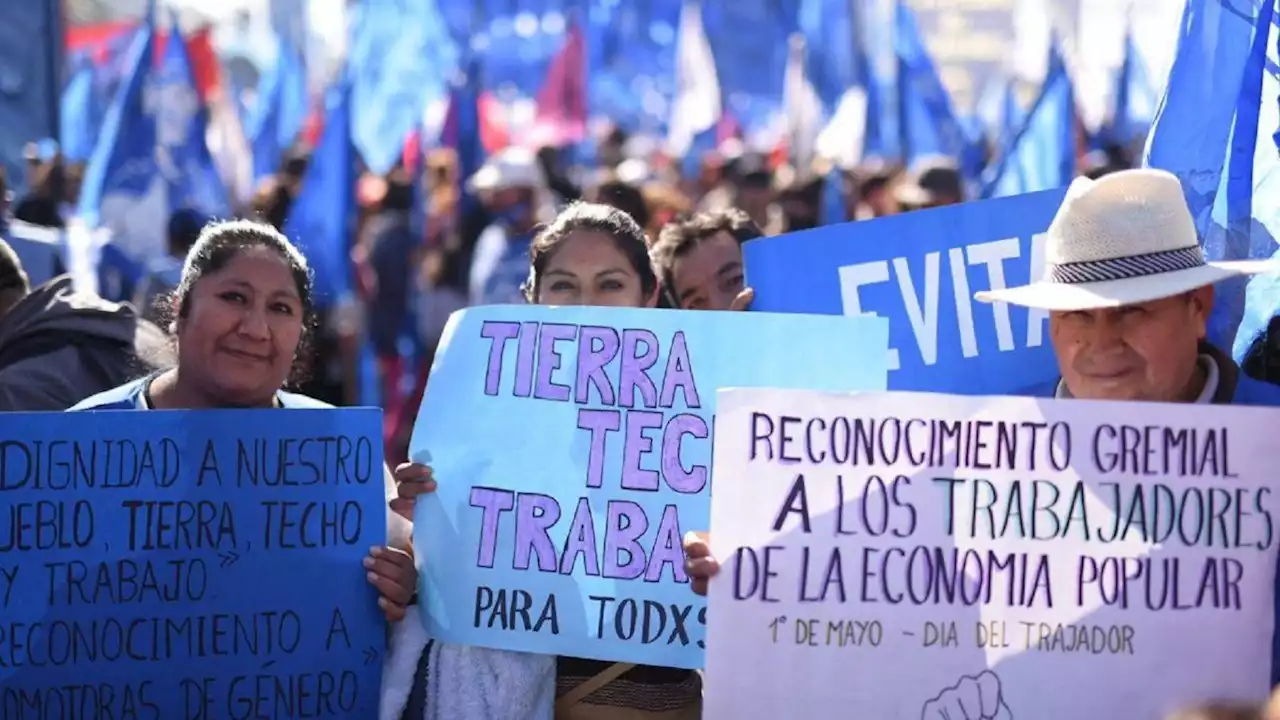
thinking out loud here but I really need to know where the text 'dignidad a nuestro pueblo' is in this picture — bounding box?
[0,408,388,718]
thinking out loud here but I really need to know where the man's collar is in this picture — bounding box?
[1200,340,1240,404]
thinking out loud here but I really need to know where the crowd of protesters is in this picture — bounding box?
[1,124,1279,718]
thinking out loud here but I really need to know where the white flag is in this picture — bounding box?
[667,1,721,157]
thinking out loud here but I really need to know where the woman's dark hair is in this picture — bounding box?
[169,219,316,384]
[1242,315,1280,386]
[585,180,651,233]
[522,202,657,303]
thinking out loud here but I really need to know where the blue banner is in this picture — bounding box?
[6,222,65,288]
[744,189,1067,395]
[0,408,387,717]
[410,305,889,668]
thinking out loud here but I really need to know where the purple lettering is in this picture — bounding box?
[658,332,700,408]
[513,321,539,397]
[575,326,620,405]
[534,323,576,401]
[560,497,600,575]
[479,322,521,396]
[513,493,561,572]
[621,410,663,491]
[603,500,649,579]
[618,329,659,408]
[645,504,688,583]
[662,413,709,494]
[577,409,621,489]
[469,487,515,567]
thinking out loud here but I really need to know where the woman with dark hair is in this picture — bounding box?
[520,200,659,308]
[70,219,417,626]
[386,203,701,720]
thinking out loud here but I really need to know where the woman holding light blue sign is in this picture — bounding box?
[387,202,704,720]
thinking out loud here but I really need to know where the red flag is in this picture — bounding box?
[530,22,587,147]
[301,102,326,148]
[477,92,512,153]
[68,21,220,100]
[403,127,423,172]
[65,20,134,50]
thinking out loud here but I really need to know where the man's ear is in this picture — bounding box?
[1188,284,1215,339]
[169,297,183,336]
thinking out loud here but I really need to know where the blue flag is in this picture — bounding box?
[894,1,967,165]
[982,42,1075,199]
[60,59,101,162]
[350,0,458,174]
[1145,0,1280,355]
[0,0,61,194]
[799,0,891,159]
[283,80,353,309]
[1105,29,1157,147]
[248,41,307,182]
[819,166,847,225]
[155,14,229,218]
[76,21,165,295]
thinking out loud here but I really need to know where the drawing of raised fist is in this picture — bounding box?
[921,671,1012,720]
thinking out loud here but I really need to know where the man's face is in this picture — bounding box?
[1050,287,1213,402]
[670,231,744,311]
[737,185,774,225]
[486,187,524,213]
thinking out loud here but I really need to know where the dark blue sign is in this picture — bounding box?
[0,408,387,719]
[744,189,1068,395]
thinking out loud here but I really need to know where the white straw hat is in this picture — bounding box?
[467,146,544,193]
[975,168,1275,311]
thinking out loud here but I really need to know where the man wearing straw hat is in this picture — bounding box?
[681,169,1280,694]
[973,168,1280,407]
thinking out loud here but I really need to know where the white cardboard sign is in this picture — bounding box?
[705,388,1280,719]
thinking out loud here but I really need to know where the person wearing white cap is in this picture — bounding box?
[974,168,1280,407]
[467,146,547,306]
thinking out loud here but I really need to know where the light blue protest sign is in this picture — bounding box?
[410,305,889,668]
[0,408,387,718]
[744,189,1067,395]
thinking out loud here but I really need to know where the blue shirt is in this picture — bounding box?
[468,224,532,306]
[69,375,333,411]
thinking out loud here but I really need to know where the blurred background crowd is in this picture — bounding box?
[0,0,1184,464]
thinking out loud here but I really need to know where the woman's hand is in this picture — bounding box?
[729,287,755,311]
[390,462,436,521]
[683,531,720,596]
[364,545,416,622]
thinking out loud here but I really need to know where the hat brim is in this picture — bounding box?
[974,260,1277,311]
[467,166,505,192]
[467,166,543,193]
[894,183,934,207]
